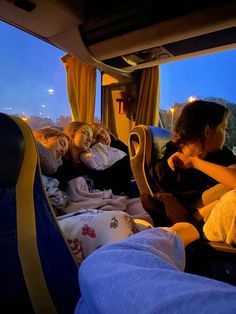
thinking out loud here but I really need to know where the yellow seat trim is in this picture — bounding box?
[12,116,57,314]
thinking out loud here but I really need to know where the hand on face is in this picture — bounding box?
[95,128,111,146]
[168,152,194,171]
[181,142,204,158]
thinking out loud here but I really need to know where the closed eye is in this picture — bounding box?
[59,139,66,147]
[82,131,90,136]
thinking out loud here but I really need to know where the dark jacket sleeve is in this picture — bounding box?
[150,141,181,193]
[53,159,88,191]
[54,155,132,195]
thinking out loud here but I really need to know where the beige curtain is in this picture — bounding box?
[101,85,117,137]
[135,66,160,126]
[61,54,96,122]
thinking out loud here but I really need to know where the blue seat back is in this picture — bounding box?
[128,125,171,196]
[0,113,79,313]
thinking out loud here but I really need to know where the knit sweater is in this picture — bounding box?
[36,141,62,175]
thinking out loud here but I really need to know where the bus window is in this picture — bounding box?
[159,49,236,152]
[95,69,102,123]
[0,21,102,129]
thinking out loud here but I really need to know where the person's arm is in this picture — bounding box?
[192,158,236,188]
[168,152,236,189]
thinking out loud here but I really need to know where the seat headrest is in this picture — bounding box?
[0,113,24,186]
[149,126,171,163]
[128,125,172,196]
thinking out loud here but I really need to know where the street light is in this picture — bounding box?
[188,96,197,102]
[170,107,175,132]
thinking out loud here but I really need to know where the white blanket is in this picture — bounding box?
[203,189,236,246]
[64,177,153,224]
[58,209,139,262]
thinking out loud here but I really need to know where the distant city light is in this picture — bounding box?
[21,117,28,122]
[48,88,54,95]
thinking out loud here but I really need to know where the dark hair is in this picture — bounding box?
[172,100,229,146]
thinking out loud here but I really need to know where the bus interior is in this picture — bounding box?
[0,0,236,312]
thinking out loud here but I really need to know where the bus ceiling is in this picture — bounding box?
[0,0,235,81]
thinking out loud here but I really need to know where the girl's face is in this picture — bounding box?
[43,136,69,160]
[204,116,228,153]
[73,125,93,152]
[181,116,228,158]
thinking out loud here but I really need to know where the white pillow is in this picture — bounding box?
[80,142,126,170]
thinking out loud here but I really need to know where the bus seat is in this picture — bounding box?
[128,124,236,286]
[128,124,171,197]
[0,113,79,313]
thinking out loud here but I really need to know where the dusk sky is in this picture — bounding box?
[0,21,235,121]
[161,49,236,107]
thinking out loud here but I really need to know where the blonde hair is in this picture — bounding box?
[33,127,71,146]
[89,122,114,141]
[90,123,102,137]
[63,122,90,139]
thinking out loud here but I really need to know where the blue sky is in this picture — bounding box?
[0,21,70,120]
[160,49,236,108]
[0,21,235,121]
